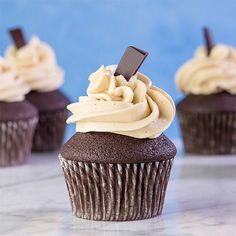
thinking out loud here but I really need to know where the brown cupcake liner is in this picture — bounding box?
[0,117,38,167]
[32,109,68,152]
[177,110,236,154]
[59,155,174,221]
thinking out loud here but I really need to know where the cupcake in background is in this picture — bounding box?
[59,47,176,221]
[0,57,38,166]
[176,28,236,154]
[6,28,70,152]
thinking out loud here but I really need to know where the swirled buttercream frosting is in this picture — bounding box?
[176,44,236,95]
[67,65,175,139]
[5,36,64,92]
[0,57,29,102]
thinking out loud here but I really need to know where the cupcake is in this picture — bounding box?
[0,57,38,166]
[6,35,70,152]
[176,42,236,154]
[59,47,176,221]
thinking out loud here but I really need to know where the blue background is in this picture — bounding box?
[1,0,236,140]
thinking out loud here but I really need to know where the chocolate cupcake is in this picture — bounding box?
[176,42,236,154]
[0,58,38,166]
[59,47,176,221]
[6,34,70,151]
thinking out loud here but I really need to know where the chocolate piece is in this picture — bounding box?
[0,100,37,121]
[203,27,214,55]
[176,92,236,113]
[61,132,176,164]
[114,46,148,80]
[9,28,26,49]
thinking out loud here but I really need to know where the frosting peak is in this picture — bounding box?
[5,36,64,92]
[67,65,175,139]
[176,44,236,95]
[0,57,29,102]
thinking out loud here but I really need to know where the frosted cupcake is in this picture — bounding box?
[6,35,70,152]
[0,57,38,166]
[176,43,236,154]
[59,47,176,221]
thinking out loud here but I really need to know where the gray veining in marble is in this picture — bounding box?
[0,145,236,236]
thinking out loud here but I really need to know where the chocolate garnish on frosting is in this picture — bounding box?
[9,28,26,49]
[203,27,214,55]
[114,46,148,81]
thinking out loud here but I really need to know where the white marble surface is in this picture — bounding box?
[1,147,236,236]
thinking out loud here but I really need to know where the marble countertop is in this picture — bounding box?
[1,146,236,236]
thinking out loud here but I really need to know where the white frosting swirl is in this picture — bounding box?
[5,37,64,92]
[176,44,236,95]
[0,57,29,102]
[67,65,175,139]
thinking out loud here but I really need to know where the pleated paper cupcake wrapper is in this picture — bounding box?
[59,155,174,221]
[177,110,236,154]
[0,117,38,167]
[32,109,68,152]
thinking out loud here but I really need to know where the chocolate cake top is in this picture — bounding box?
[60,132,176,164]
[26,90,70,112]
[177,92,236,113]
[0,100,37,121]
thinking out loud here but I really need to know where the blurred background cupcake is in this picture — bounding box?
[0,57,38,166]
[176,29,236,154]
[5,30,70,152]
